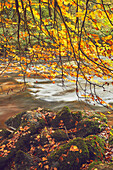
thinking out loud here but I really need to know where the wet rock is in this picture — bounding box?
[85,135,106,161]
[48,135,106,170]
[51,129,68,142]
[15,134,31,151]
[0,128,11,141]
[108,129,113,145]
[48,137,89,170]
[88,161,113,170]
[76,120,101,138]
[5,112,26,129]
[51,106,83,129]
[29,118,45,135]
[0,148,16,170]
[14,150,32,170]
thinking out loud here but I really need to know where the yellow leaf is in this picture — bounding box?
[102,35,112,41]
[70,145,79,152]
[79,149,82,153]
[44,165,49,169]
[42,157,47,161]
[76,12,83,17]
[103,76,108,80]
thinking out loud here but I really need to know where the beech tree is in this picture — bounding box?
[0,0,113,108]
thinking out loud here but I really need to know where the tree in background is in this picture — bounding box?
[0,0,113,108]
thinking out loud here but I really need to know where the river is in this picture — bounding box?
[16,73,113,106]
[0,62,113,128]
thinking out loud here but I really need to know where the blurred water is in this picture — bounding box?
[16,74,113,106]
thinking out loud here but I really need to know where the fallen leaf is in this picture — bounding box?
[70,145,79,152]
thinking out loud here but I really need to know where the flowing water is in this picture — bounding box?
[16,73,113,127]
[16,74,113,106]
[1,62,113,128]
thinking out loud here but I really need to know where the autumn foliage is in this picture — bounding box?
[0,0,113,107]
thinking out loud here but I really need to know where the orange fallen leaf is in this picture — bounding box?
[70,145,79,152]
[76,157,79,163]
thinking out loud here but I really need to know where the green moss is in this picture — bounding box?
[102,116,107,123]
[88,161,103,170]
[0,128,11,140]
[99,123,107,131]
[0,107,109,169]
[0,148,16,169]
[88,161,113,170]
[83,112,107,124]
[29,123,38,134]
[51,106,71,128]
[14,150,31,170]
[29,118,45,134]
[51,107,83,129]
[85,135,106,161]
[15,134,31,151]
[76,120,100,137]
[108,130,113,145]
[57,106,71,116]
[72,111,83,122]
[48,137,89,170]
[51,129,68,142]
[39,118,46,127]
[5,112,26,129]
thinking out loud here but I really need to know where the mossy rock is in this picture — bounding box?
[48,135,106,169]
[39,135,49,146]
[0,148,16,169]
[83,112,107,124]
[57,106,71,116]
[108,130,113,145]
[51,129,68,142]
[5,112,26,129]
[51,106,82,129]
[72,111,83,122]
[15,134,31,151]
[0,128,11,140]
[14,150,32,170]
[76,120,101,137]
[29,118,46,135]
[48,137,89,170]
[85,135,106,161]
[101,116,107,123]
[88,161,113,170]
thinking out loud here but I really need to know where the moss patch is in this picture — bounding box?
[108,129,113,145]
[88,161,113,170]
[0,128,11,141]
[51,106,83,129]
[76,120,101,137]
[14,150,32,170]
[48,137,89,170]
[85,135,106,161]
[5,112,26,129]
[51,129,68,142]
